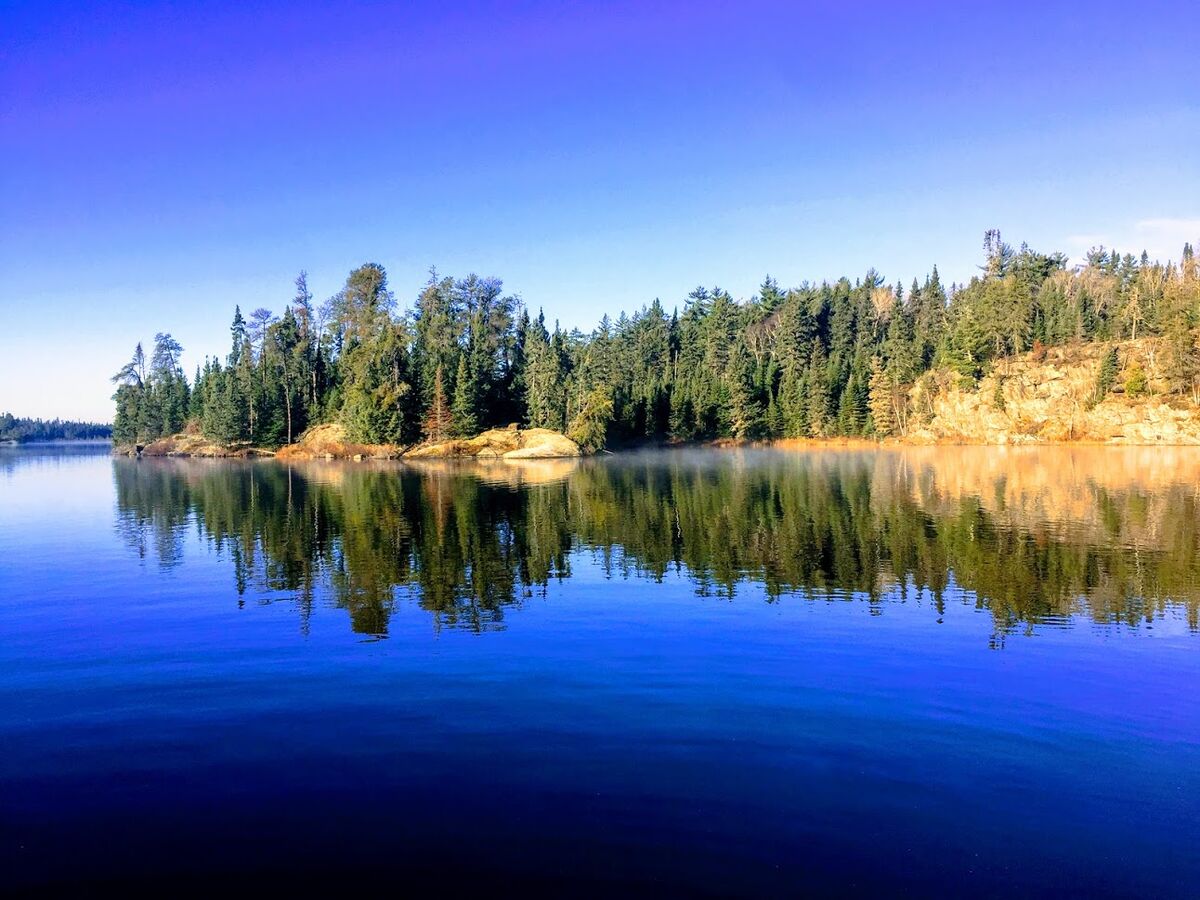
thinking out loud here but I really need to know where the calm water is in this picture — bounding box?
[1,445,1198,895]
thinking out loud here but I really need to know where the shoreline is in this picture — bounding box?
[113,431,1200,460]
[116,424,585,461]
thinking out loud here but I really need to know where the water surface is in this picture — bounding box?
[1,445,1198,895]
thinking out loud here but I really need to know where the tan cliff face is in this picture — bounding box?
[906,339,1200,445]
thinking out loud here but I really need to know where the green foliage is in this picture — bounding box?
[1124,361,1148,397]
[422,365,452,443]
[992,377,1007,412]
[111,233,1200,449]
[451,353,479,438]
[868,357,895,436]
[1163,309,1199,397]
[725,344,764,440]
[0,413,110,443]
[109,336,190,445]
[567,387,614,452]
[200,365,243,445]
[1090,348,1120,408]
[523,313,568,430]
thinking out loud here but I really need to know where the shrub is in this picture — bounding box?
[1124,362,1148,397]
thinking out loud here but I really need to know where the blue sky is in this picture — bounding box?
[1,0,1197,421]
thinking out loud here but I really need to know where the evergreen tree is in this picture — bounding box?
[149,332,188,437]
[567,387,614,452]
[451,353,479,437]
[807,342,831,437]
[726,344,764,440]
[423,365,452,443]
[523,313,567,430]
[111,343,148,444]
[202,365,242,444]
[1091,348,1120,407]
[868,357,895,436]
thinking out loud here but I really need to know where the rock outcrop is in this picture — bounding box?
[905,339,1200,445]
[130,423,583,461]
[405,426,581,459]
[274,423,400,461]
[135,431,271,458]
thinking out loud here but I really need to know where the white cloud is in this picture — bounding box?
[1065,217,1200,265]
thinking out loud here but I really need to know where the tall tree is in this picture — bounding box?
[451,352,479,437]
[423,365,452,443]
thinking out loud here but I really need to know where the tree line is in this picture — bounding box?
[112,233,1200,449]
[0,413,112,443]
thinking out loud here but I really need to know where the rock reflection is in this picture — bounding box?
[113,449,1200,641]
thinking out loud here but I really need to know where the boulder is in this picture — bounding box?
[405,427,581,459]
[503,429,582,458]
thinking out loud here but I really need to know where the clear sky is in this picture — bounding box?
[1,0,1197,421]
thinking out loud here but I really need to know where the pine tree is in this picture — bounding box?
[189,364,204,421]
[1090,348,1120,407]
[523,313,567,429]
[451,353,479,437]
[837,367,868,434]
[149,332,188,438]
[202,366,242,444]
[807,343,830,437]
[567,387,614,452]
[868,357,895,437]
[423,365,452,443]
[765,390,783,438]
[726,344,764,440]
[111,384,142,445]
[111,343,148,444]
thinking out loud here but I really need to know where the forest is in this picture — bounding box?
[0,413,112,443]
[111,232,1200,451]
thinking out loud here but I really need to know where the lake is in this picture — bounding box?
[1,444,1198,895]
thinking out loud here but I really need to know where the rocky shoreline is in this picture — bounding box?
[112,339,1200,459]
[115,423,584,460]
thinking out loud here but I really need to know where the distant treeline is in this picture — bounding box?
[111,232,1200,449]
[0,413,112,443]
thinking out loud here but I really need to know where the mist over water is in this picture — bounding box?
[2,446,1198,894]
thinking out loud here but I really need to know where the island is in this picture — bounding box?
[108,233,1200,457]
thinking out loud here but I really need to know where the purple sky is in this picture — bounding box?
[1,0,1197,420]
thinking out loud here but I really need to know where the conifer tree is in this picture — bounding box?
[1091,348,1120,407]
[111,343,148,444]
[726,344,764,440]
[451,353,479,437]
[523,313,567,429]
[868,357,895,436]
[423,365,452,443]
[807,343,830,437]
[567,387,613,452]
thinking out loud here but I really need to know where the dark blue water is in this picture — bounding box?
[1,445,1198,895]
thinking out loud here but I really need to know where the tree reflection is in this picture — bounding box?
[113,449,1200,641]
